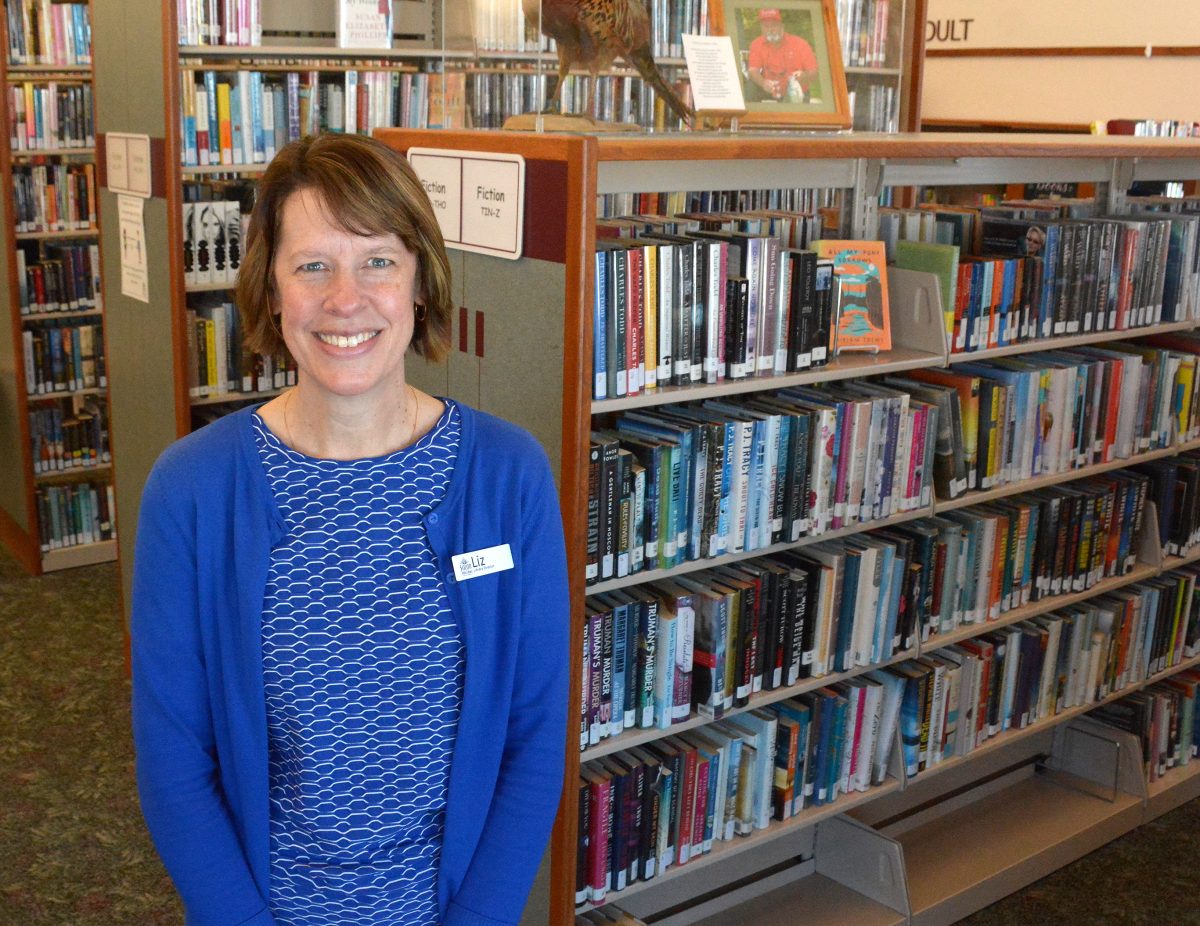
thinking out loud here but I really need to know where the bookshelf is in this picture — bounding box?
[0,1,116,575]
[367,128,1200,926]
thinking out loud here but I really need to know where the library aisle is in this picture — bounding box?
[0,537,1196,924]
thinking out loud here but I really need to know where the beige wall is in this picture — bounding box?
[922,0,1200,125]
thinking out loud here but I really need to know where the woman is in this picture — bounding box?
[131,133,569,926]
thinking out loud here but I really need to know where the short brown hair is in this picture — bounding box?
[237,133,452,362]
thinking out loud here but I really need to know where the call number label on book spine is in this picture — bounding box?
[408,148,525,261]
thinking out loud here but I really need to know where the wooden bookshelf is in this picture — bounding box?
[366,128,1200,926]
[0,1,116,575]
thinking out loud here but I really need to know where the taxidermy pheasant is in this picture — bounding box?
[522,0,694,124]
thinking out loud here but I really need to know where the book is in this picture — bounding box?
[336,0,392,48]
[816,240,893,352]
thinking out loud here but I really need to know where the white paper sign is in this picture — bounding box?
[682,34,747,114]
[105,132,151,198]
[117,194,149,302]
[408,148,525,260]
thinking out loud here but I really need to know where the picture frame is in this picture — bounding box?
[709,0,851,128]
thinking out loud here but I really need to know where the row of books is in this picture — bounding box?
[36,479,115,553]
[902,344,1196,500]
[5,0,91,67]
[598,187,842,225]
[576,566,1200,904]
[1090,670,1200,782]
[176,0,262,47]
[467,69,687,132]
[848,82,898,134]
[16,241,101,315]
[581,474,1148,745]
[582,539,919,747]
[577,680,900,904]
[8,81,94,151]
[592,229,854,400]
[890,202,1200,353]
[588,384,938,582]
[895,568,1200,776]
[1143,449,1200,559]
[836,0,892,69]
[470,0,554,54]
[180,69,464,167]
[186,299,297,398]
[13,161,96,233]
[21,320,105,395]
[29,397,110,474]
[182,195,246,287]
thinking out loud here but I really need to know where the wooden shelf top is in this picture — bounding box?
[377,129,1200,164]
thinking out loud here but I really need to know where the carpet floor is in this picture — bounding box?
[1,546,1197,925]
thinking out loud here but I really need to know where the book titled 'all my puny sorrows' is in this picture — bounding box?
[815,240,893,354]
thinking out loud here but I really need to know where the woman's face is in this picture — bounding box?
[271,187,420,402]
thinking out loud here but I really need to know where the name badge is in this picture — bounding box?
[452,543,514,581]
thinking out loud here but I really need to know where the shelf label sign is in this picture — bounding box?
[105,132,152,198]
[407,148,525,261]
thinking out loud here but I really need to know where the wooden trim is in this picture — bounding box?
[922,118,1094,134]
[592,131,1200,162]
[163,0,190,438]
[0,2,44,573]
[548,135,596,926]
[927,45,1200,59]
[0,506,40,574]
[901,0,926,133]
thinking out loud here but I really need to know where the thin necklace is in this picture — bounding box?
[282,384,418,456]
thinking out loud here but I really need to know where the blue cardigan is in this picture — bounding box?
[131,403,570,926]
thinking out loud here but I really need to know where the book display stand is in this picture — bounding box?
[373,128,1200,926]
[0,1,116,574]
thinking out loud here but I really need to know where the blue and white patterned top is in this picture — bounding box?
[253,400,464,926]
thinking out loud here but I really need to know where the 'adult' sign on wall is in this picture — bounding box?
[407,148,525,260]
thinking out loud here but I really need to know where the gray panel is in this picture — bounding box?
[93,0,177,613]
[459,253,567,480]
[98,193,181,621]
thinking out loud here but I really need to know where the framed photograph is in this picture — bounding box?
[710,0,851,128]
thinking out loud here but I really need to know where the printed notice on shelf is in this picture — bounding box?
[105,132,152,198]
[407,148,525,260]
[118,194,149,302]
[682,34,747,114]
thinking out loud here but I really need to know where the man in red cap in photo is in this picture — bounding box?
[746,8,818,102]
